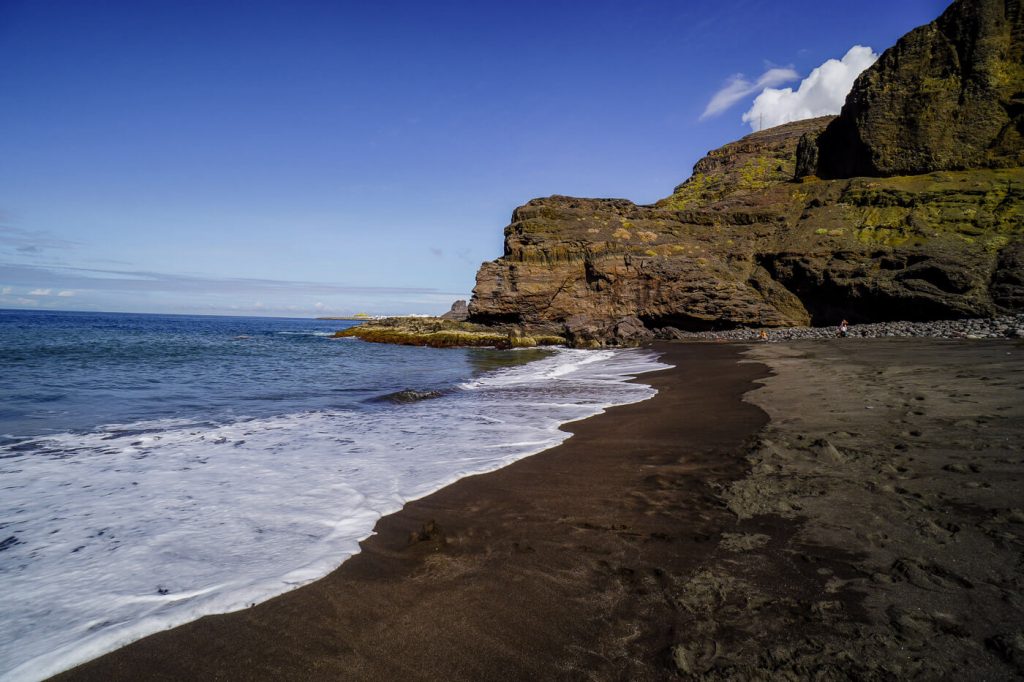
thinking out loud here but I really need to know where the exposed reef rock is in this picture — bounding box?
[799,0,1024,178]
[467,0,1024,346]
[335,317,565,349]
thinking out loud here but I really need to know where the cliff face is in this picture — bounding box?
[468,0,1024,344]
[801,0,1024,178]
[471,119,829,334]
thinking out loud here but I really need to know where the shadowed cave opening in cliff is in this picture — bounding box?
[468,313,524,326]
[757,253,982,326]
[801,296,976,327]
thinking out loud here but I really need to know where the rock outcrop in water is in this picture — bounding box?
[466,0,1024,345]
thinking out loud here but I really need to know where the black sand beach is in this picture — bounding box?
[54,340,1024,680]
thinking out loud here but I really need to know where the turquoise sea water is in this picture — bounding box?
[0,310,668,681]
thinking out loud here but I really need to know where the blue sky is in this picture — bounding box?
[0,0,948,317]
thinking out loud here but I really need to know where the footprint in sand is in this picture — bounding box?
[942,462,981,474]
[719,533,771,552]
[890,557,974,590]
[671,639,720,675]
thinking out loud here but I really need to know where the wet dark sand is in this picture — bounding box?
[54,340,1024,680]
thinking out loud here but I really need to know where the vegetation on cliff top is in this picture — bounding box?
[658,117,834,211]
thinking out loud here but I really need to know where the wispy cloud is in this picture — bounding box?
[0,262,464,298]
[28,288,52,296]
[742,46,878,131]
[700,67,800,120]
[0,226,82,256]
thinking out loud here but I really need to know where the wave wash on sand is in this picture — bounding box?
[0,348,670,682]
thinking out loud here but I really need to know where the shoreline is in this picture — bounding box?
[54,343,769,680]
[3,345,661,682]
[52,339,1024,679]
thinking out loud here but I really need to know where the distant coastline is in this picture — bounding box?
[315,316,380,321]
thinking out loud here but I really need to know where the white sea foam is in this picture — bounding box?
[0,348,669,681]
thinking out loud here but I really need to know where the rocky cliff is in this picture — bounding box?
[800,0,1024,178]
[467,0,1024,345]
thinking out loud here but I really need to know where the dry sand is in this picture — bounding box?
[53,340,1024,680]
[717,339,1024,679]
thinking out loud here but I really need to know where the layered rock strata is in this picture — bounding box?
[470,120,1024,338]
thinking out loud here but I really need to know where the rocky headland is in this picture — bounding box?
[460,0,1024,347]
[340,0,1023,350]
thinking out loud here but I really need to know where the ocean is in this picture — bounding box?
[0,309,668,681]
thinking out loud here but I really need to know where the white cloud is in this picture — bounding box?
[1,286,10,295]
[742,45,878,131]
[1,262,461,302]
[57,290,76,297]
[0,263,469,316]
[701,67,799,120]
[28,288,52,296]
